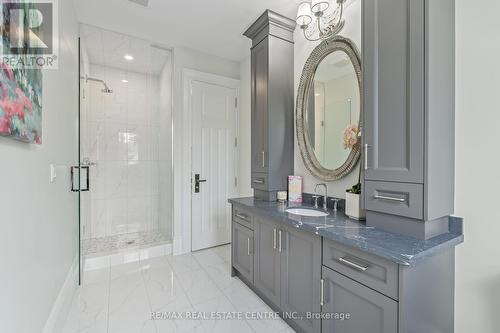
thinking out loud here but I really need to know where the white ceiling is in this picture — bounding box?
[73,0,303,63]
[80,24,170,75]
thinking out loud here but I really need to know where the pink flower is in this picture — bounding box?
[343,124,359,149]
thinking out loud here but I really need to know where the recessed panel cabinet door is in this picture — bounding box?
[280,224,321,333]
[363,0,425,183]
[251,38,269,175]
[321,267,398,333]
[232,222,254,283]
[253,215,281,306]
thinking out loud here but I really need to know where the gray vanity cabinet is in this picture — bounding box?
[253,215,281,306]
[251,38,269,176]
[321,267,398,333]
[232,222,254,284]
[362,0,455,237]
[363,0,425,184]
[280,223,321,333]
[244,10,295,201]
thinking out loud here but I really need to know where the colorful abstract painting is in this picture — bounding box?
[0,61,43,144]
[0,0,43,144]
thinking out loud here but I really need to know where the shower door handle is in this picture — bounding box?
[71,166,90,192]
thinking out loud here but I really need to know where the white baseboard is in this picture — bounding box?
[42,256,79,333]
[84,242,173,271]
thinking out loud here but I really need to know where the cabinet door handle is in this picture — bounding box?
[262,151,265,168]
[278,230,282,252]
[320,279,325,306]
[253,179,264,184]
[373,194,406,202]
[338,257,370,271]
[273,228,277,249]
[235,213,248,221]
[364,144,369,170]
[247,237,251,256]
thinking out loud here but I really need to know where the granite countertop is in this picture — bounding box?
[228,197,464,266]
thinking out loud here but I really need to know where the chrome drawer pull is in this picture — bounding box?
[364,144,369,170]
[253,179,264,184]
[235,213,248,221]
[373,194,406,202]
[320,279,325,306]
[338,257,369,271]
[278,230,282,252]
[273,228,277,249]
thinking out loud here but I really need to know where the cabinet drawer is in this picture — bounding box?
[365,180,423,219]
[323,239,398,300]
[232,206,253,229]
[321,266,398,333]
[251,172,268,191]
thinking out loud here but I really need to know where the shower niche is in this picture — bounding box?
[79,24,173,260]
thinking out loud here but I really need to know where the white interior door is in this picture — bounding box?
[191,80,238,251]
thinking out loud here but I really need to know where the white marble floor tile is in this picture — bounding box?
[153,305,204,333]
[81,267,110,286]
[223,282,269,312]
[65,249,298,333]
[210,245,231,263]
[110,260,144,280]
[192,248,226,268]
[176,268,223,305]
[143,264,191,312]
[166,253,202,275]
[202,262,241,292]
[108,273,152,332]
[109,320,157,333]
[191,294,254,333]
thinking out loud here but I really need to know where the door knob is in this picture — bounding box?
[194,174,207,193]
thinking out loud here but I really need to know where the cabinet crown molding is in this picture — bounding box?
[243,9,296,44]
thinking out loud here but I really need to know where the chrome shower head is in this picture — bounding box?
[82,75,113,94]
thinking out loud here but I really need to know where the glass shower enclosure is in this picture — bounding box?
[78,24,173,270]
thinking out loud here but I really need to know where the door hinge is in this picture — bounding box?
[234,177,238,187]
[234,137,238,147]
[235,98,238,108]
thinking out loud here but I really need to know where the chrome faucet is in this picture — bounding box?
[314,183,328,210]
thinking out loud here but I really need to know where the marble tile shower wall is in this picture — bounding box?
[81,64,164,241]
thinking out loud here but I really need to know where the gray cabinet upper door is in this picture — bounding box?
[232,222,254,283]
[251,37,269,175]
[253,215,281,306]
[363,0,424,183]
[280,224,321,333]
[321,267,398,333]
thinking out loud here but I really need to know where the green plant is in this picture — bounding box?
[347,182,361,195]
[347,161,362,195]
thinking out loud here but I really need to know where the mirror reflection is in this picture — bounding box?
[306,50,360,170]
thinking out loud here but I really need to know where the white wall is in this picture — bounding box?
[172,47,240,254]
[294,0,362,197]
[0,1,79,332]
[455,0,500,332]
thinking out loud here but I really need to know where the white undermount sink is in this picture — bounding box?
[286,208,329,217]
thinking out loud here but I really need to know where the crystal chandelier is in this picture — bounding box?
[296,0,346,41]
